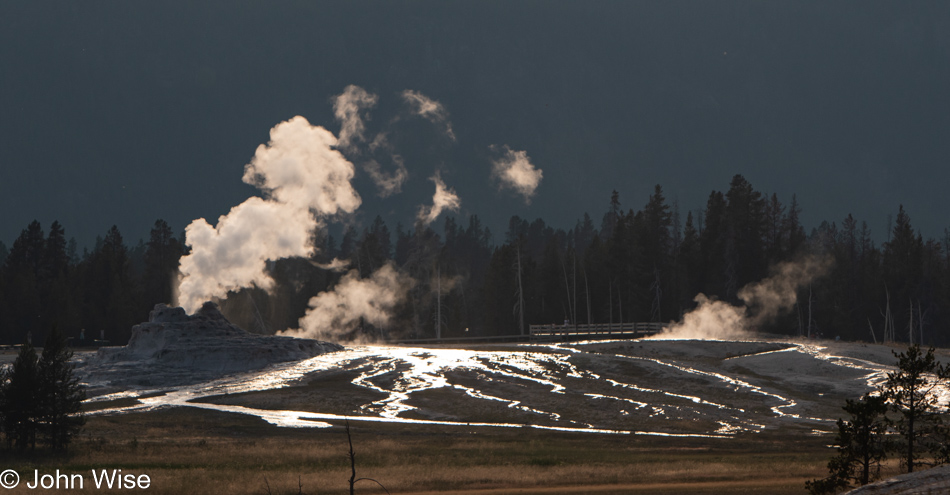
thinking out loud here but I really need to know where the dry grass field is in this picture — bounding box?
[0,406,835,494]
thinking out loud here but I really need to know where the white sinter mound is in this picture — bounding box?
[84,302,342,389]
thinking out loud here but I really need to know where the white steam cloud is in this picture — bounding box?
[280,263,413,341]
[311,257,351,272]
[333,85,378,149]
[362,133,409,197]
[335,88,411,197]
[659,255,832,340]
[417,173,461,226]
[491,145,543,203]
[174,85,500,341]
[363,158,409,198]
[177,116,361,314]
[664,294,749,340]
[401,90,456,141]
[242,117,361,215]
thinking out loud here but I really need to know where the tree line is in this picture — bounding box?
[1,174,948,345]
[0,220,182,346]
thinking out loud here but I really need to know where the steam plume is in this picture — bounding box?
[738,255,832,324]
[363,134,409,197]
[177,116,361,313]
[311,258,351,272]
[401,90,456,141]
[663,294,749,340]
[333,85,378,149]
[659,255,832,340]
[281,263,412,341]
[242,116,361,215]
[417,173,461,226]
[491,145,543,203]
[335,89,411,197]
[364,158,409,197]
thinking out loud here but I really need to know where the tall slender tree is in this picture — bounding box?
[883,206,923,342]
[806,394,888,494]
[883,345,948,472]
[37,326,85,451]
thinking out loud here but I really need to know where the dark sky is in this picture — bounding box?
[2,1,949,249]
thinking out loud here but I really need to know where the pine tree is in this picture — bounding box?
[538,239,567,325]
[0,341,40,451]
[600,190,621,239]
[43,221,72,335]
[5,220,45,276]
[393,223,411,266]
[44,221,69,279]
[340,226,359,263]
[806,394,888,494]
[82,225,137,344]
[764,193,785,263]
[642,185,672,321]
[882,206,923,342]
[574,213,596,256]
[358,216,392,277]
[2,221,45,343]
[784,194,806,255]
[883,345,948,472]
[482,244,519,335]
[700,191,727,298]
[37,326,85,451]
[724,174,766,296]
[143,219,183,309]
[675,211,702,314]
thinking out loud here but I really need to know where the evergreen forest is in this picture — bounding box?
[1,175,948,347]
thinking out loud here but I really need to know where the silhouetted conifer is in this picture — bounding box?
[37,326,85,451]
[0,340,40,451]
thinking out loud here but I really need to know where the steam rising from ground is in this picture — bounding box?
[281,263,413,341]
[660,256,832,340]
[491,145,543,203]
[177,116,360,313]
[401,90,456,141]
[738,255,832,324]
[664,294,749,340]
[417,173,461,226]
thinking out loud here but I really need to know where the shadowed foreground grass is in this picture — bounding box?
[1,407,830,494]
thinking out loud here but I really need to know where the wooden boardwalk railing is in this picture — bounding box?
[390,322,666,345]
[528,322,665,342]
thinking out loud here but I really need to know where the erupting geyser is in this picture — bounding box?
[176,115,362,314]
[171,85,542,343]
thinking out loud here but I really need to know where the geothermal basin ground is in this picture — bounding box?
[82,337,905,437]
[13,337,946,494]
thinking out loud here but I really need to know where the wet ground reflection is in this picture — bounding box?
[83,338,909,437]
